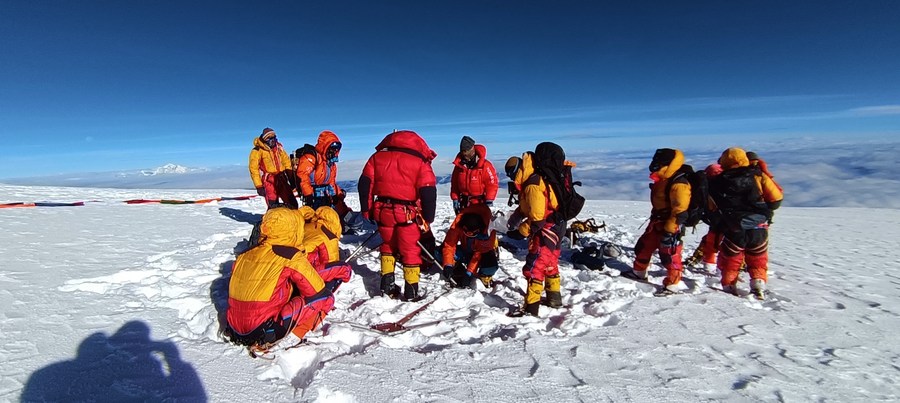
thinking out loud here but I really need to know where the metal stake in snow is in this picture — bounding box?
[344,231,380,263]
[369,288,453,333]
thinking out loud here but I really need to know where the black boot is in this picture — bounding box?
[509,302,540,317]
[403,282,424,302]
[545,291,563,308]
[380,273,400,299]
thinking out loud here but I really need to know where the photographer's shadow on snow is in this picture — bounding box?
[21,320,207,402]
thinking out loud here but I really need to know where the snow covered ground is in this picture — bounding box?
[1,184,898,402]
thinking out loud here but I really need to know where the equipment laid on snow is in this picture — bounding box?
[369,288,453,333]
[567,218,606,244]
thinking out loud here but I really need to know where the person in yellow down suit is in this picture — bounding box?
[249,128,297,209]
[223,207,349,353]
[503,147,567,317]
[626,148,691,296]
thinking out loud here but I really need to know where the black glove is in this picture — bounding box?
[255,187,265,197]
[506,229,526,240]
[303,195,314,206]
[442,265,454,283]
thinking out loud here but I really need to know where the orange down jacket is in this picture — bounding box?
[296,131,342,197]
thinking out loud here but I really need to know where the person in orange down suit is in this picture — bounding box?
[441,203,499,289]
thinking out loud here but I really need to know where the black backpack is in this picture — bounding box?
[532,142,585,222]
[666,164,711,228]
[708,166,770,229]
[295,144,318,164]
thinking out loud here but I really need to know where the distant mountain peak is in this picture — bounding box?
[141,164,190,176]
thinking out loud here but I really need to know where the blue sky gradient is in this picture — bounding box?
[2,1,899,178]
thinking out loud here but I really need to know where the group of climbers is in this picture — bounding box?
[623,147,783,299]
[234,126,786,352]
[248,128,364,234]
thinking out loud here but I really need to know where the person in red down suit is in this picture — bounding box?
[358,130,437,301]
[450,135,499,214]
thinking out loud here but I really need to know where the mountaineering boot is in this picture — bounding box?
[545,274,563,308]
[508,302,541,317]
[750,278,768,300]
[721,283,739,296]
[403,282,424,302]
[545,292,563,308]
[622,269,648,281]
[401,264,423,301]
[478,276,494,289]
[380,255,401,298]
[380,273,401,299]
[654,282,681,297]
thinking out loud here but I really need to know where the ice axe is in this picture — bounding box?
[369,288,453,333]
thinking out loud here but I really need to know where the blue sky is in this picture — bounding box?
[2,1,899,178]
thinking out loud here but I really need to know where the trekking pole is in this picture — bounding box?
[345,231,380,263]
[638,217,650,230]
[417,240,442,270]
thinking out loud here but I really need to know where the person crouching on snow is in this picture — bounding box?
[223,207,349,353]
[503,153,564,316]
[441,203,499,289]
[298,205,353,288]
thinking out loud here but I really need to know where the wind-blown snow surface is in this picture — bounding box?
[1,184,898,402]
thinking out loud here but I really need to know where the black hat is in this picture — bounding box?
[460,136,475,152]
[505,156,522,178]
[649,148,676,172]
[746,151,759,161]
[458,213,484,234]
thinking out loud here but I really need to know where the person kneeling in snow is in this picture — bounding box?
[299,205,353,287]
[441,203,499,289]
[224,207,349,352]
